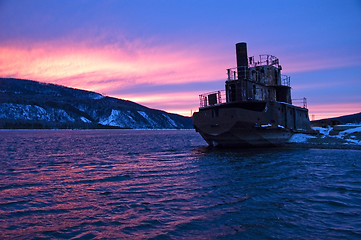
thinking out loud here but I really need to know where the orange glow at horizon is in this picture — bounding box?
[116,91,360,119]
[114,91,200,117]
[308,103,361,121]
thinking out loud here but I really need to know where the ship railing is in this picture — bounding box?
[248,54,280,68]
[292,97,307,108]
[281,75,290,87]
[199,90,226,108]
[226,66,249,81]
[226,67,290,87]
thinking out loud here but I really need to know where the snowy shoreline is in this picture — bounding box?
[287,125,361,150]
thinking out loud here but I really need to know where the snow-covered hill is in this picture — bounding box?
[0,78,193,129]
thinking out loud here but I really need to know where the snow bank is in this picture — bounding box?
[162,114,178,127]
[99,109,135,127]
[312,126,332,136]
[340,126,361,135]
[345,139,361,145]
[288,134,316,143]
[309,125,361,146]
[80,116,91,123]
[138,111,157,127]
[0,103,75,122]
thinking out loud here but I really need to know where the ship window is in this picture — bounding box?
[229,84,236,102]
[253,85,256,95]
[208,93,217,106]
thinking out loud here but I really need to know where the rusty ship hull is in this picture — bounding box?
[193,101,310,147]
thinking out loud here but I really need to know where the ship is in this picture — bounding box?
[192,42,311,147]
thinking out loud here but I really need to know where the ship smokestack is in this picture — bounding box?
[236,42,248,68]
[236,42,248,80]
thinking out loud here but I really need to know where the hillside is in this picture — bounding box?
[0,78,193,129]
[330,112,361,124]
[312,112,361,127]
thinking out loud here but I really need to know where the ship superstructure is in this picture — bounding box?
[193,42,311,147]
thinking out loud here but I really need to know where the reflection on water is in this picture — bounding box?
[0,130,361,239]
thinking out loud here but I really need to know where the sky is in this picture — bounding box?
[0,0,360,119]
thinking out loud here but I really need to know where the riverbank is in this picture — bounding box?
[287,125,361,150]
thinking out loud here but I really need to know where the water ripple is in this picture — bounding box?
[1,130,361,239]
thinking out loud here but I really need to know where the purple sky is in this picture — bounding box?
[0,0,360,119]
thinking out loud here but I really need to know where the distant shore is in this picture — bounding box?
[287,125,361,150]
[0,128,194,131]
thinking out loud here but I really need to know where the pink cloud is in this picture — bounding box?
[0,39,229,93]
